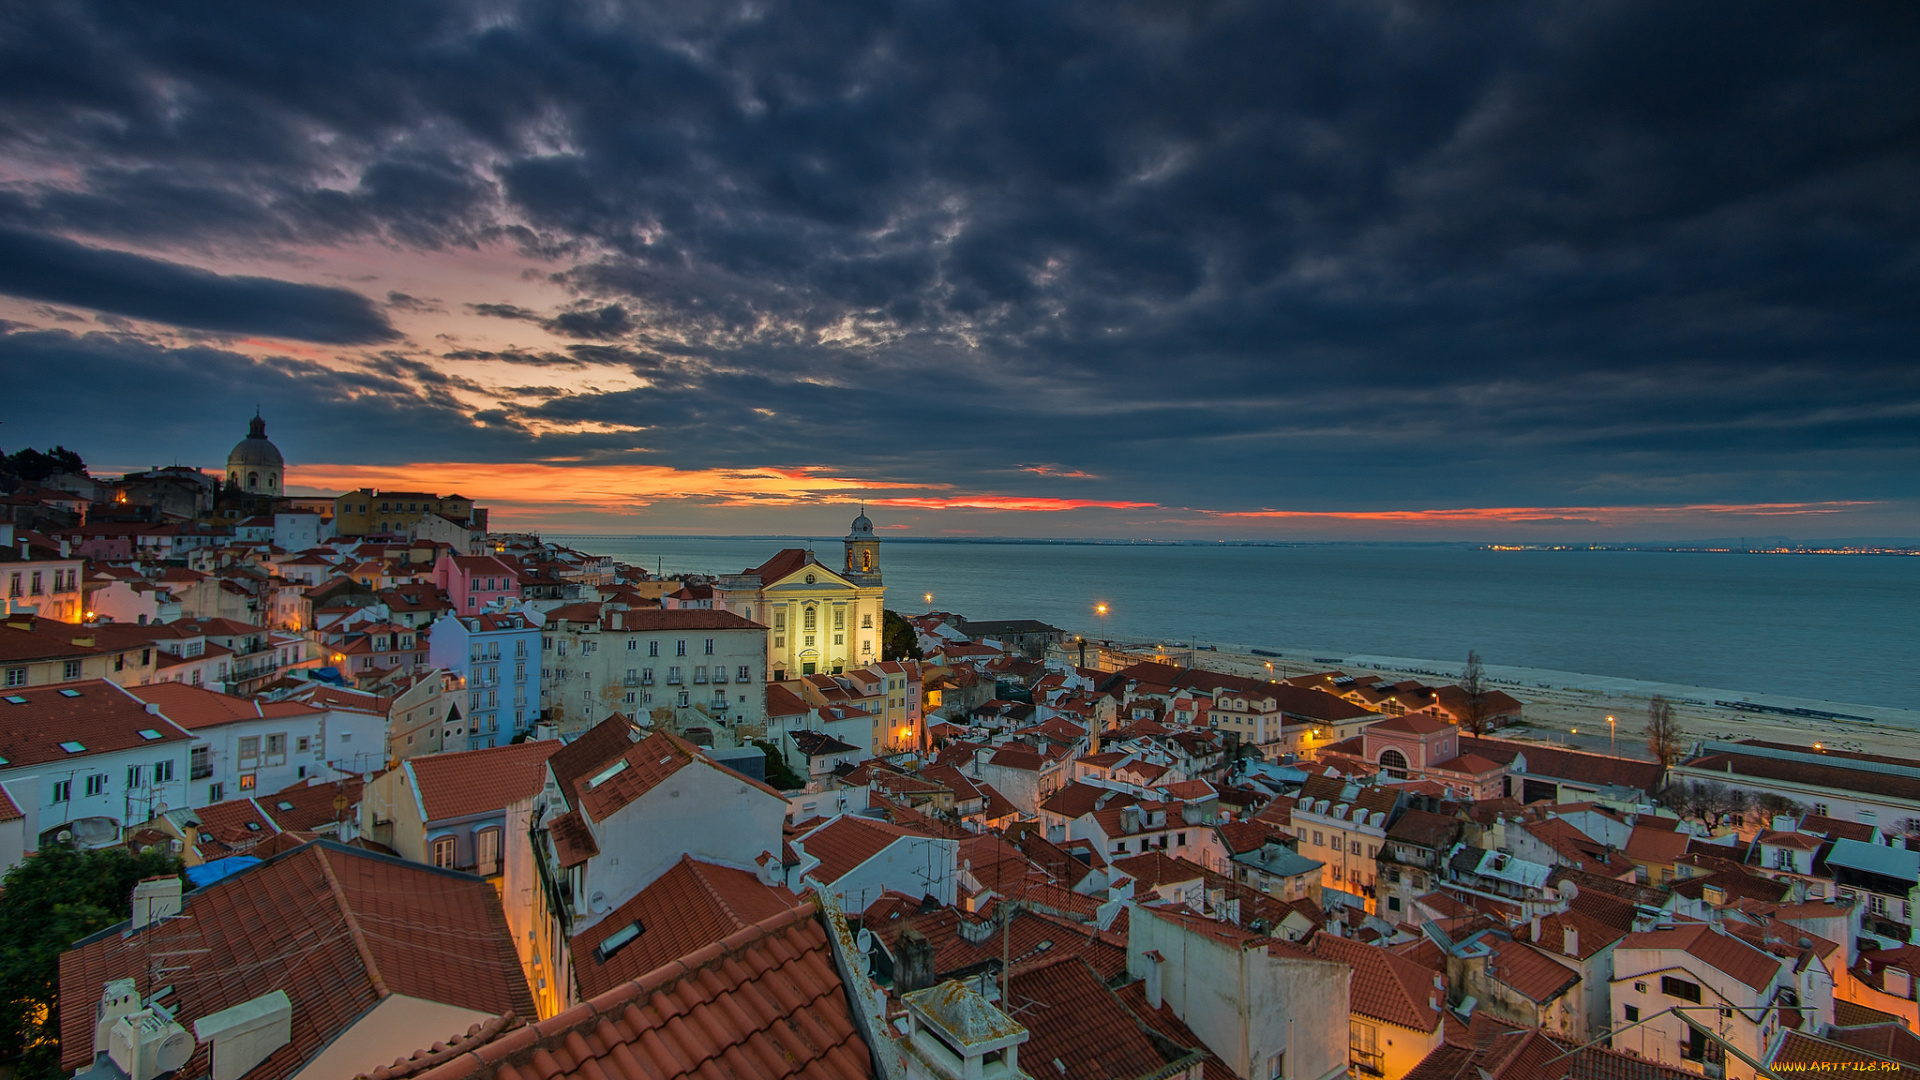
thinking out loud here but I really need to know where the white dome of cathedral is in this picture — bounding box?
[227,413,285,493]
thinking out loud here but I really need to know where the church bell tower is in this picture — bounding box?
[843,509,881,586]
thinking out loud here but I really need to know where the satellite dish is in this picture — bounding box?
[589,891,610,915]
[856,928,873,953]
[57,829,73,843]
[154,802,168,815]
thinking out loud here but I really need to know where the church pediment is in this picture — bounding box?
[765,568,856,591]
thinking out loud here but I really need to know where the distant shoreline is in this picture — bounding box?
[540,533,1920,554]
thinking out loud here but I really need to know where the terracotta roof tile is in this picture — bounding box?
[1482,937,1580,1004]
[265,777,364,832]
[571,856,803,999]
[0,679,192,769]
[59,841,535,1080]
[1006,957,1201,1080]
[1368,713,1456,736]
[544,713,639,798]
[575,730,703,823]
[1041,780,1136,819]
[1625,824,1692,865]
[1304,933,1443,1031]
[407,739,560,821]
[1618,923,1784,992]
[1112,982,1237,1080]
[797,814,919,884]
[548,809,599,868]
[1773,1031,1920,1079]
[413,903,871,1080]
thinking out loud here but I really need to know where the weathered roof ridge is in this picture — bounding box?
[312,842,390,1000]
[412,901,825,1080]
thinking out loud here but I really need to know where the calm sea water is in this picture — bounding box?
[551,538,1920,708]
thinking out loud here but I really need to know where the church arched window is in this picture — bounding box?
[1379,748,1409,779]
[247,472,259,491]
[861,550,872,571]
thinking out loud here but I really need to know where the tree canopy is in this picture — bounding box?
[0,843,184,1077]
[0,446,87,493]
[882,609,923,662]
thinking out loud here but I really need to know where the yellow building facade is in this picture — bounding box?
[716,513,886,679]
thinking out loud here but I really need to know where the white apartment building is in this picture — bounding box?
[0,680,194,870]
[541,604,767,742]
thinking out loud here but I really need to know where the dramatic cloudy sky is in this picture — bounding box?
[2,1,1916,539]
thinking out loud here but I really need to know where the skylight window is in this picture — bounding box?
[58,688,81,698]
[276,801,295,811]
[594,920,645,961]
[138,729,163,741]
[587,759,629,789]
[59,741,87,754]
[3,695,26,705]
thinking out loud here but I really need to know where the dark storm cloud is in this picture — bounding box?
[0,226,399,343]
[1,0,1916,514]
[0,325,544,464]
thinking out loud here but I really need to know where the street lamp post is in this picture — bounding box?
[1607,714,1617,757]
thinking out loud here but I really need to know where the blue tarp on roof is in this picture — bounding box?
[186,856,260,888]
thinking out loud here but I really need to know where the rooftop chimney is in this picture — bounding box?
[896,927,937,993]
[94,978,139,1058]
[1144,950,1165,1009]
[1563,926,1579,958]
[193,989,292,1080]
[1887,967,1913,1001]
[130,876,182,931]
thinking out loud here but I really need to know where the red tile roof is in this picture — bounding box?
[407,739,561,821]
[1625,825,1692,866]
[59,841,536,1079]
[601,608,766,631]
[1041,780,1136,819]
[1481,936,1580,1004]
[575,730,703,823]
[264,777,364,832]
[1368,713,1456,736]
[797,814,919,883]
[411,903,871,1080]
[1304,933,1443,1031]
[1005,956,1201,1080]
[1112,981,1237,1080]
[1827,1020,1920,1069]
[0,679,191,768]
[127,681,324,729]
[549,809,599,868]
[1772,1031,1920,1080]
[570,855,803,999]
[188,797,283,859]
[765,682,810,718]
[545,713,640,798]
[1618,923,1784,992]
[741,548,819,583]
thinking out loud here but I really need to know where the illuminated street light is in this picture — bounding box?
[1607,714,1617,757]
